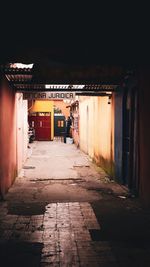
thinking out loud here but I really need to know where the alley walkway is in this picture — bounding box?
[0,141,150,267]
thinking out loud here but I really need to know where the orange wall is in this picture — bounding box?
[53,100,70,118]
[0,75,17,199]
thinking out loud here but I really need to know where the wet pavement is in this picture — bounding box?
[0,141,150,266]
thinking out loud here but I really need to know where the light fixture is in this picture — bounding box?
[108,95,112,104]
[9,63,34,69]
[45,84,85,89]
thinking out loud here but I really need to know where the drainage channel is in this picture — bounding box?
[29,178,84,183]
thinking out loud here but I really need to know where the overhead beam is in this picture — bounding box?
[16,88,117,92]
[22,91,112,100]
[14,84,118,92]
[76,92,112,96]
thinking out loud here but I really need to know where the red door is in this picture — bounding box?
[29,115,51,141]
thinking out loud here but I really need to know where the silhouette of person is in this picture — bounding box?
[66,116,72,137]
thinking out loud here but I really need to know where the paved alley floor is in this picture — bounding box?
[0,141,150,267]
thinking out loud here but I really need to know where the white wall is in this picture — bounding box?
[16,93,28,174]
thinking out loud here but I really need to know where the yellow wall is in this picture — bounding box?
[79,95,115,177]
[29,100,54,140]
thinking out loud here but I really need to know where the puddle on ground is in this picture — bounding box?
[7,202,47,215]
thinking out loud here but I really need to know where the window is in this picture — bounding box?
[58,120,64,127]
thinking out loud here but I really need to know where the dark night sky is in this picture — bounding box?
[0,2,149,66]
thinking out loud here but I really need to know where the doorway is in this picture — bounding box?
[122,86,139,194]
[28,112,51,141]
[54,115,66,137]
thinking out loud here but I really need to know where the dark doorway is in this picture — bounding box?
[122,85,139,194]
[54,115,66,137]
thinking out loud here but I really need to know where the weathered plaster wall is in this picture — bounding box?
[0,75,17,198]
[72,113,79,147]
[53,100,70,118]
[16,93,28,174]
[79,95,114,177]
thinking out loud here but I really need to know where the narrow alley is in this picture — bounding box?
[0,141,150,267]
[1,2,150,266]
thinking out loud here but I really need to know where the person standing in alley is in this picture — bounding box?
[66,116,72,137]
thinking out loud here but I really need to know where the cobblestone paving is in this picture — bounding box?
[0,201,117,266]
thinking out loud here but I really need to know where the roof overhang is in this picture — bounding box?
[0,62,127,95]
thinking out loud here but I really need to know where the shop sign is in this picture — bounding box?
[23,92,75,100]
